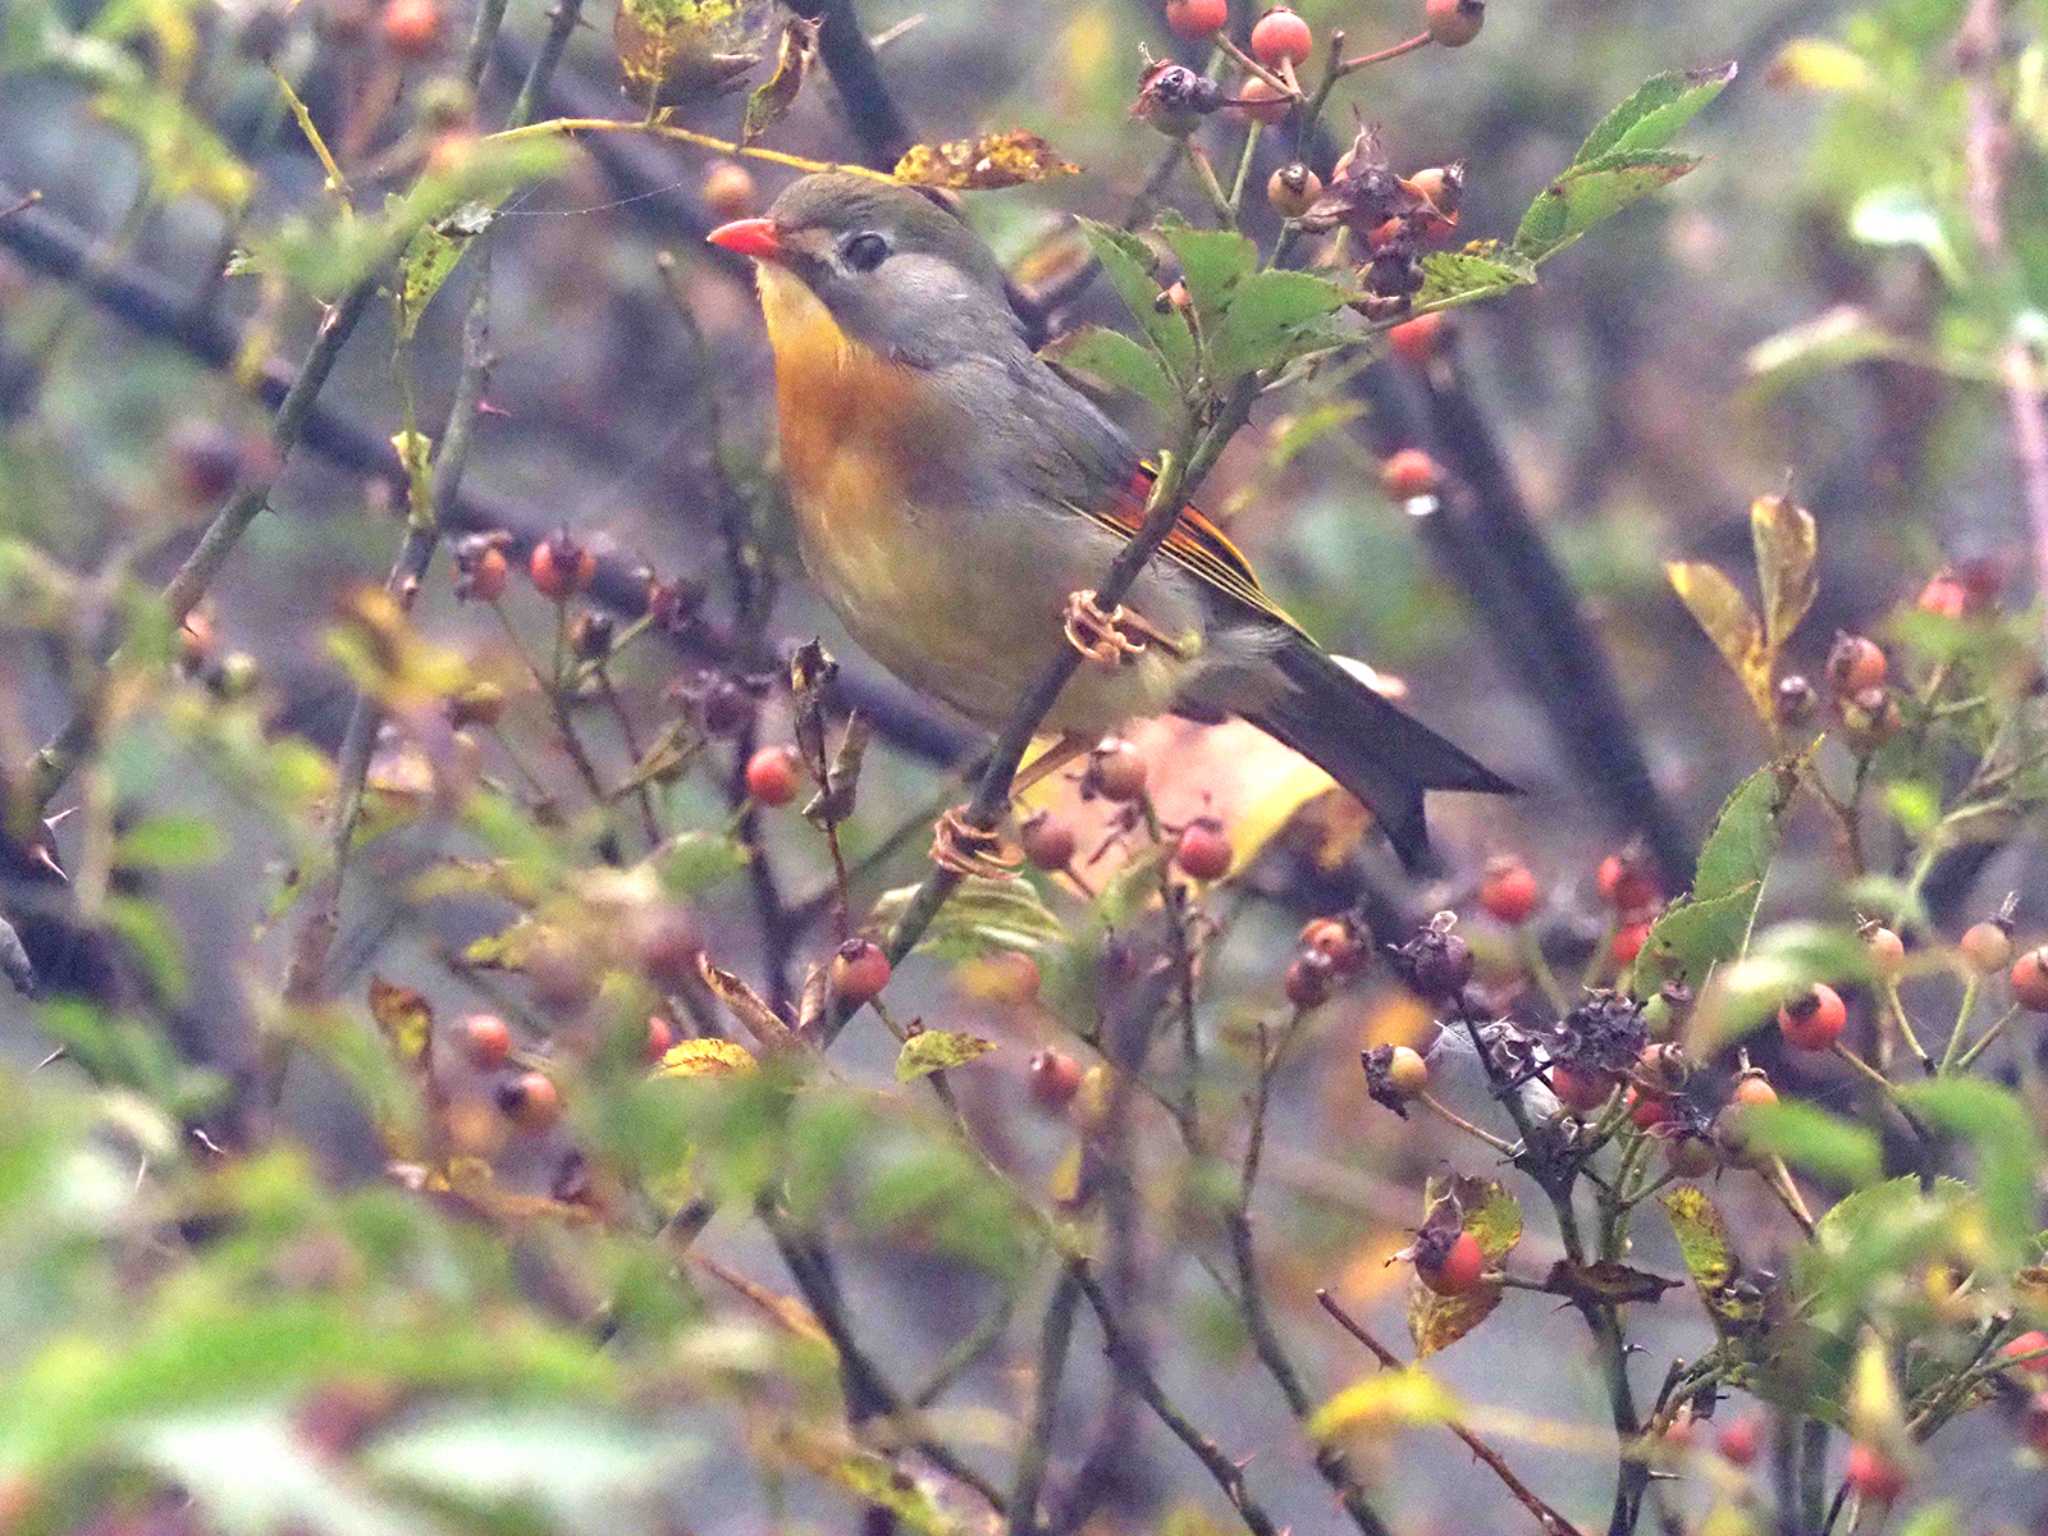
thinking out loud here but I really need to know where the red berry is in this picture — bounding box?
[381,0,440,55]
[1916,572,1970,620]
[1381,448,1441,500]
[830,939,891,1006]
[1863,925,1905,977]
[1300,916,1369,976]
[1231,76,1292,125]
[528,532,595,600]
[1612,919,1651,967]
[2012,947,2048,1012]
[459,1012,511,1069]
[1175,817,1233,880]
[644,1015,675,1065]
[1388,312,1448,367]
[1028,1048,1083,1111]
[1423,0,1484,46]
[1826,632,1888,695]
[1778,983,1846,1051]
[1716,1417,1760,1467]
[168,419,248,503]
[1478,856,1540,925]
[1596,850,1660,914]
[1628,1088,1673,1131]
[1732,1073,1778,1110]
[497,1070,560,1131]
[1551,1064,1615,1115]
[744,745,802,807]
[1020,813,1077,872]
[1284,950,1335,1009]
[1960,919,2013,975]
[1418,1228,1485,1296]
[1164,0,1229,39]
[1250,6,1313,67]
[1087,737,1148,803]
[1266,163,1323,219]
[459,544,509,602]
[1843,1444,1905,1504]
[2001,1330,2048,1377]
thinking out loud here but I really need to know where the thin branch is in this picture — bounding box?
[1008,1270,1083,1536]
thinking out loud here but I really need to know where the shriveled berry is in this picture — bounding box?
[497,1070,560,1131]
[744,744,802,807]
[1028,1048,1084,1111]
[1267,163,1323,218]
[1020,813,1078,871]
[830,939,891,1005]
[1778,982,1846,1051]
[2011,946,2048,1012]
[1775,674,1818,727]
[1863,924,1906,977]
[1478,855,1540,924]
[698,678,753,736]
[381,0,441,55]
[1164,0,1229,39]
[459,1012,511,1069]
[1716,1416,1760,1467]
[1416,1228,1485,1296]
[1250,6,1313,67]
[644,1015,675,1064]
[1666,1134,1717,1177]
[1423,0,1484,46]
[1381,448,1441,500]
[702,161,757,219]
[1551,1063,1616,1115]
[1300,915,1370,976]
[455,542,509,602]
[1284,949,1336,1009]
[1087,737,1148,803]
[569,610,614,660]
[1388,312,1447,366]
[1960,919,2013,975]
[2000,1330,2048,1377]
[1843,1444,1905,1504]
[169,419,247,503]
[1825,632,1888,695]
[529,531,595,599]
[1175,817,1232,880]
[1230,76,1293,125]
[1392,917,1472,1000]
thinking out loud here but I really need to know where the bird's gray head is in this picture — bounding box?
[713,172,1022,366]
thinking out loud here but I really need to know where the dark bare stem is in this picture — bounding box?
[596,665,663,847]
[1008,1270,1082,1536]
[1315,1290,1578,1536]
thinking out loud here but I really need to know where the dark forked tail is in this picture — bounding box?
[1245,637,1518,872]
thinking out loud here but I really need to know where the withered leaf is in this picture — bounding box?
[739,16,818,145]
[614,0,761,111]
[368,975,433,1068]
[1750,493,1818,653]
[1409,1175,1522,1357]
[1667,560,1773,722]
[893,130,1078,191]
[1543,1259,1682,1307]
[696,952,800,1055]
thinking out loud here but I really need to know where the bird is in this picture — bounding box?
[707,172,1514,870]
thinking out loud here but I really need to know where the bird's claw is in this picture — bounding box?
[931,805,1021,880]
[1062,590,1185,667]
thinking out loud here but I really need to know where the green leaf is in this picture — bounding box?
[1803,1176,1970,1322]
[1639,886,1761,990]
[1513,149,1699,264]
[870,876,1066,962]
[1690,921,1871,1053]
[395,200,495,341]
[1736,1100,1883,1187]
[1160,225,1257,334]
[1573,61,1737,165]
[128,1408,416,1536]
[1415,248,1537,310]
[1206,269,1351,382]
[1076,219,1196,383]
[1897,1078,2041,1262]
[1042,326,1181,416]
[1849,187,1964,286]
[103,894,189,1001]
[894,1029,997,1082]
[1661,1185,1761,1334]
[114,813,224,870]
[656,830,750,896]
[1638,766,1791,987]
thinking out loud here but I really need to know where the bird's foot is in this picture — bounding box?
[1062,589,1186,667]
[931,805,1021,880]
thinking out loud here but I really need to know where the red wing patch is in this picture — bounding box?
[1075,466,1306,634]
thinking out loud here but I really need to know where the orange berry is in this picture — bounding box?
[1960,919,2013,974]
[644,1015,675,1064]
[702,161,757,219]
[1551,1063,1615,1115]
[744,745,802,807]
[1250,7,1313,67]
[1381,448,1440,500]
[2011,946,2048,1012]
[1778,983,1846,1050]
[1231,76,1293,125]
[1596,850,1660,914]
[1383,1045,1429,1099]
[1087,737,1148,803]
[1612,919,1651,966]
[496,1070,560,1131]
[1266,163,1323,218]
[1844,1444,1905,1504]
[459,1012,511,1069]
[1628,1087,1672,1131]
[528,531,595,600]
[1423,0,1484,46]
[380,0,441,57]
[1825,632,1888,695]
[1164,0,1229,39]
[1478,855,1540,924]
[1284,950,1335,1009]
[1732,1073,1778,1110]
[1863,925,1905,977]
[1019,813,1077,871]
[2001,1330,2048,1377]
[830,939,891,1006]
[1387,312,1448,366]
[1716,1417,1760,1466]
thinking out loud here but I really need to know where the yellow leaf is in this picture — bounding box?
[893,130,1079,190]
[613,0,763,109]
[1309,1366,1461,1439]
[656,1038,759,1077]
[1768,38,1877,96]
[1409,1175,1521,1357]
[895,1029,997,1081]
[1750,494,1818,653]
[1667,560,1772,722]
[696,953,800,1055]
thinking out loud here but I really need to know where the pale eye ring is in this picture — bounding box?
[841,231,890,272]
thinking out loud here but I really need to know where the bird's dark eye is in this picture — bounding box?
[841,232,890,272]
